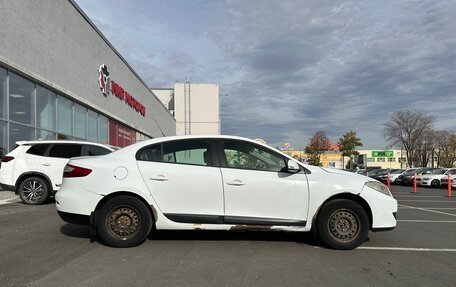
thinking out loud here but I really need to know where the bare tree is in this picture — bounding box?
[384,110,434,168]
[433,130,450,167]
[415,129,435,167]
[441,133,456,167]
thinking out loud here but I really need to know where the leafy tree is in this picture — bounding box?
[384,109,434,168]
[305,131,331,166]
[337,131,363,169]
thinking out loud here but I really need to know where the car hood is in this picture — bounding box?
[320,167,353,175]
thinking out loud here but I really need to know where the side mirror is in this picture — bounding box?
[287,160,301,173]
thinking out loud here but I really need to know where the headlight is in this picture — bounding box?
[423,178,431,180]
[365,181,392,197]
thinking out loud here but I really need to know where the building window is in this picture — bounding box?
[37,129,56,140]
[9,122,35,149]
[9,73,35,126]
[74,103,87,139]
[0,68,6,120]
[36,85,56,131]
[0,66,149,153]
[99,115,108,144]
[88,110,98,141]
[388,158,396,162]
[57,95,73,138]
[377,158,385,162]
[367,158,375,162]
[0,120,6,156]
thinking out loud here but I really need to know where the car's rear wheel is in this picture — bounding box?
[317,199,369,250]
[18,177,50,205]
[431,179,440,187]
[97,196,153,248]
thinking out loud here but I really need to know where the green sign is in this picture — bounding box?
[372,150,394,158]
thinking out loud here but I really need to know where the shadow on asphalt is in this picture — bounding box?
[59,223,318,246]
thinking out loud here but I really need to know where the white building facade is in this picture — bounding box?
[152,82,220,135]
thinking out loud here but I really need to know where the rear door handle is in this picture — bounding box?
[149,175,168,181]
[42,163,51,166]
[226,179,245,186]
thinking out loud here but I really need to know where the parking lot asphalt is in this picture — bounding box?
[1,185,456,287]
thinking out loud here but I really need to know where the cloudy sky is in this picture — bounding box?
[75,0,456,149]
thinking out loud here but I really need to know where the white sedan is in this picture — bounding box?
[55,135,397,250]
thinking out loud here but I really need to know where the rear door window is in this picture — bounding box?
[136,140,213,166]
[26,144,51,156]
[163,141,212,166]
[85,145,111,156]
[48,144,83,159]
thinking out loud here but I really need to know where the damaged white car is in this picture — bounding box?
[56,135,397,250]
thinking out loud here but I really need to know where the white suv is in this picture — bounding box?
[0,140,116,205]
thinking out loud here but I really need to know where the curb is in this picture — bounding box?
[0,190,19,204]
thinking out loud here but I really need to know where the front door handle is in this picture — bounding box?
[226,179,245,186]
[42,163,51,166]
[149,175,168,181]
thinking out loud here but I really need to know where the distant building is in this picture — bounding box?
[357,150,407,169]
[151,82,220,135]
[282,149,408,169]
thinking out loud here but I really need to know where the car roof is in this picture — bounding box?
[108,134,316,167]
[16,140,115,150]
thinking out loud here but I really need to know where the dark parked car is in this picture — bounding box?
[397,168,439,185]
[372,169,401,182]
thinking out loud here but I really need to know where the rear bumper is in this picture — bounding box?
[57,211,90,225]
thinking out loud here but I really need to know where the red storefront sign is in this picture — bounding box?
[109,120,136,147]
[98,64,146,116]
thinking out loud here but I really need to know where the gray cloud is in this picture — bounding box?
[77,0,456,149]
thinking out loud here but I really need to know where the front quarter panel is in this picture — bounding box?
[305,168,368,227]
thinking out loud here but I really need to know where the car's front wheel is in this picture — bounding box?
[317,199,369,250]
[18,176,50,205]
[431,179,440,187]
[97,195,153,248]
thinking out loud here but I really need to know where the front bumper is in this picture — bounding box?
[360,185,398,230]
[0,183,15,191]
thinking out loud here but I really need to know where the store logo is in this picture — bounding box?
[97,64,146,116]
[98,64,111,96]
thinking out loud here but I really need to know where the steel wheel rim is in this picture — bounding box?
[107,206,141,240]
[327,208,360,243]
[22,180,45,203]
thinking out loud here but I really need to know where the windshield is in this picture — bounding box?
[430,169,447,175]
[404,168,423,175]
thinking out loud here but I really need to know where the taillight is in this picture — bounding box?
[0,156,14,163]
[63,164,92,178]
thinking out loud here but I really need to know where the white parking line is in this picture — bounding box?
[398,220,456,223]
[399,207,456,210]
[397,200,456,202]
[357,246,456,252]
[398,204,456,217]
[394,196,445,198]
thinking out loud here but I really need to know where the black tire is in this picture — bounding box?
[18,176,50,205]
[317,199,369,250]
[97,196,153,248]
[431,179,440,187]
